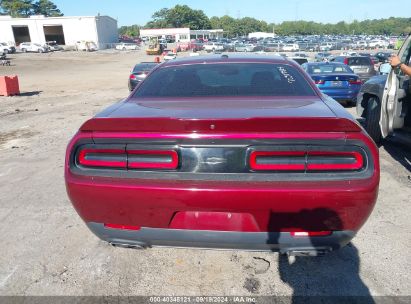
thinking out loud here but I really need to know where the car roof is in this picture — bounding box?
[160,54,289,67]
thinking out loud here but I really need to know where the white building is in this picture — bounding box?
[248,32,276,39]
[0,15,118,49]
[140,28,224,42]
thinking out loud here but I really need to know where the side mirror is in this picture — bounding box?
[379,63,392,75]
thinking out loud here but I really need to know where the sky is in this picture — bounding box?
[53,0,411,26]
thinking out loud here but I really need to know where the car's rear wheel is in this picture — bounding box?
[364,96,382,145]
[22,48,27,53]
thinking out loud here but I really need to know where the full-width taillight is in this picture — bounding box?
[249,150,364,172]
[78,149,127,168]
[77,146,179,170]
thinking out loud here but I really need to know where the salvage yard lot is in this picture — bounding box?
[0,50,410,297]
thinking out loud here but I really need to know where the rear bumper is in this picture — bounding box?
[320,90,360,102]
[87,222,355,254]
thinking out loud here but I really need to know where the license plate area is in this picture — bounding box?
[330,81,343,87]
[169,211,260,232]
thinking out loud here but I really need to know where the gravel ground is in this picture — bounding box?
[0,50,410,299]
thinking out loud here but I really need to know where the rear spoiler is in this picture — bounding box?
[80,117,362,133]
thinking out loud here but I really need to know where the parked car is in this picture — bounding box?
[319,43,333,51]
[374,51,393,63]
[302,62,362,105]
[0,42,16,54]
[116,43,139,51]
[289,56,308,65]
[234,43,255,52]
[294,53,309,58]
[66,55,379,255]
[315,52,332,62]
[333,56,377,83]
[368,40,389,49]
[357,33,411,145]
[46,41,63,51]
[19,42,48,53]
[203,42,224,53]
[76,41,97,52]
[128,62,158,91]
[282,43,299,52]
[163,51,177,61]
[189,40,204,52]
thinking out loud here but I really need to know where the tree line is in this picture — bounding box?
[0,0,63,17]
[119,5,411,38]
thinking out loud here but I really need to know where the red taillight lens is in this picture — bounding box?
[290,231,332,237]
[129,74,136,79]
[104,223,141,230]
[127,149,179,169]
[314,79,325,84]
[349,79,362,85]
[343,58,349,65]
[77,146,179,170]
[78,149,127,168]
[250,150,364,172]
[306,151,364,171]
[249,151,306,171]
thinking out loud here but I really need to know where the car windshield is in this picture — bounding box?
[133,63,316,98]
[307,64,353,74]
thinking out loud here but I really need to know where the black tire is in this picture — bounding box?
[364,96,382,145]
[22,48,27,53]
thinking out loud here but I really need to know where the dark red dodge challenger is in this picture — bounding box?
[65,55,379,256]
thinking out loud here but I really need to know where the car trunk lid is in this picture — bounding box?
[80,97,361,133]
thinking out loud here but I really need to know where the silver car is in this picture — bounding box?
[333,56,376,82]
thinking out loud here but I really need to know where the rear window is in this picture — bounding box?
[133,63,316,98]
[133,63,157,73]
[308,64,353,74]
[347,57,372,66]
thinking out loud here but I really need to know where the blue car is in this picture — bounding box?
[302,62,362,105]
